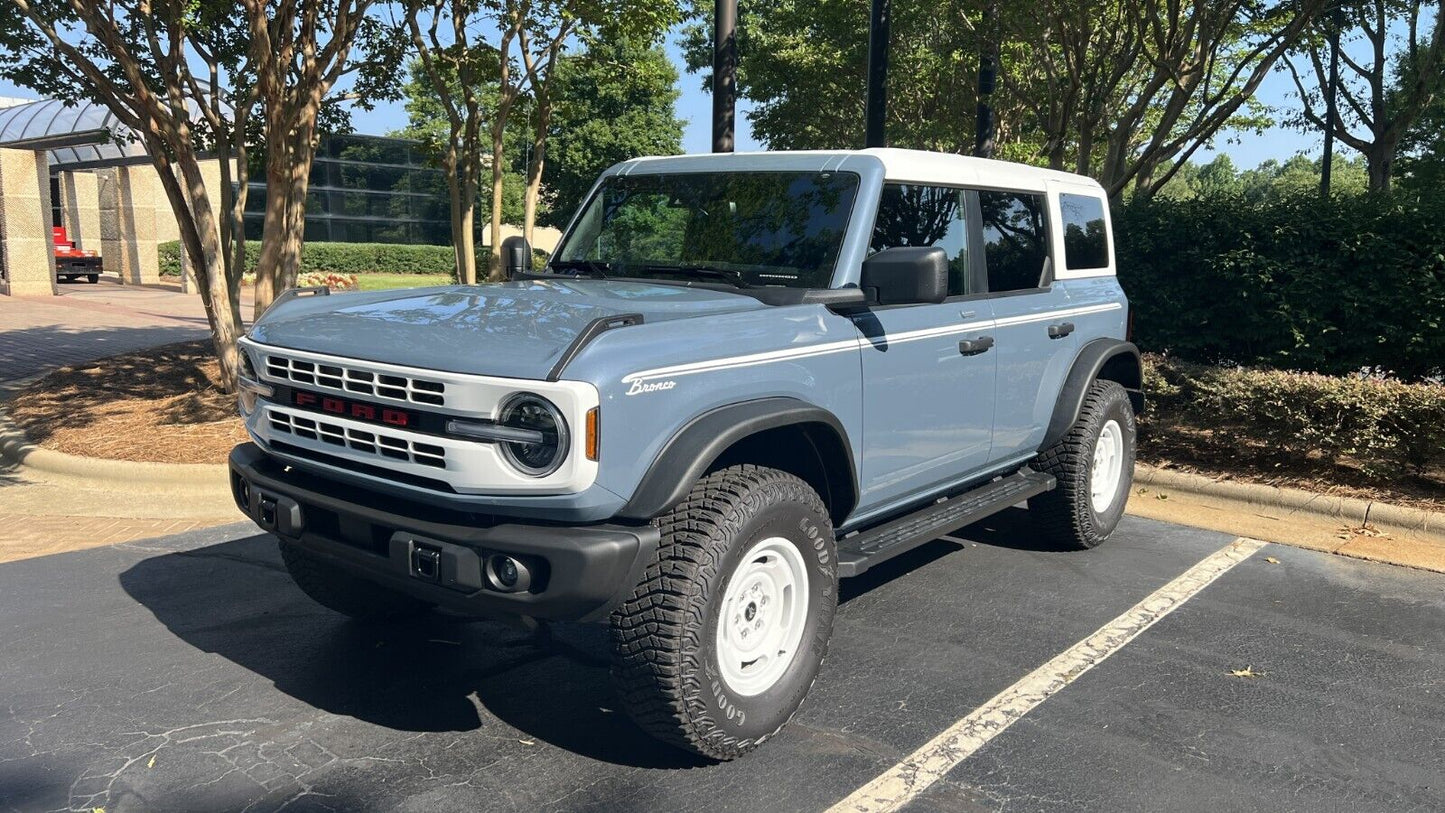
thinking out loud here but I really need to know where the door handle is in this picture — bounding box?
[1047,321,1075,339]
[958,336,995,356]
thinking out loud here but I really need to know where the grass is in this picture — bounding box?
[353,273,455,291]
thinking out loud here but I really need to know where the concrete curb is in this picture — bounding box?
[0,407,228,488]
[1134,465,1442,537]
[1132,464,1445,573]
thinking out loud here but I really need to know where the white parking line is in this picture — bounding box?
[828,536,1268,813]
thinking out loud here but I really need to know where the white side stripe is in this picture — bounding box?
[621,302,1123,383]
[827,537,1267,813]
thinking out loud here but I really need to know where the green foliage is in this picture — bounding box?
[1156,153,1370,201]
[161,241,458,277]
[1145,355,1445,477]
[1116,191,1445,380]
[542,37,685,226]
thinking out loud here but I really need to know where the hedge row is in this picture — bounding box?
[1115,192,1445,381]
[159,241,458,277]
[1144,354,1445,478]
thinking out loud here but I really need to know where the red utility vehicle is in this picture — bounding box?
[53,226,102,283]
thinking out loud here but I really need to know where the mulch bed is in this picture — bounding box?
[7,341,246,465]
[8,341,1443,511]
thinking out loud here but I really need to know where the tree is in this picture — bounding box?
[1285,0,1445,192]
[684,0,1323,200]
[2,0,247,390]
[240,0,407,316]
[1398,84,1445,190]
[509,0,680,268]
[404,0,496,284]
[541,37,684,226]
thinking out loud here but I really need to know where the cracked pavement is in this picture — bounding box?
[1,512,1441,812]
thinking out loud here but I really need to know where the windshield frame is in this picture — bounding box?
[544,167,868,295]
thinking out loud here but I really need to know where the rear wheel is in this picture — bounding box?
[610,465,838,760]
[1030,379,1136,549]
[86,273,99,284]
[278,539,430,623]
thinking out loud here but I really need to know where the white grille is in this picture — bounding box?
[264,353,447,406]
[267,409,447,469]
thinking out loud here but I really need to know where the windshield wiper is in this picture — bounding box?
[548,259,610,278]
[639,264,752,289]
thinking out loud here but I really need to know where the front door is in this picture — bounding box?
[854,183,998,518]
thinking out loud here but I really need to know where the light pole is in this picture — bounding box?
[865,0,890,148]
[713,0,737,153]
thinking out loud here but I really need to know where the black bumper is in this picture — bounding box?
[228,443,658,623]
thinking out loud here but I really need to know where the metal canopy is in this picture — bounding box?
[0,98,145,168]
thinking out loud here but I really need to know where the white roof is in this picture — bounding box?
[619,148,1105,195]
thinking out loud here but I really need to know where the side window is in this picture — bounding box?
[979,190,1050,293]
[869,184,971,296]
[1059,193,1110,271]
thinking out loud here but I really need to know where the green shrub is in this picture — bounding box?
[157,241,552,279]
[157,241,458,277]
[1144,354,1445,478]
[1116,191,1445,380]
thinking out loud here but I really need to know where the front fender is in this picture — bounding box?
[616,397,855,521]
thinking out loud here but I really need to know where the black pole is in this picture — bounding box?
[713,0,737,153]
[974,0,998,158]
[865,0,890,148]
[1321,14,1342,197]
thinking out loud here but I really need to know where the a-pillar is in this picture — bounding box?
[97,164,160,285]
[0,147,57,297]
[58,170,102,257]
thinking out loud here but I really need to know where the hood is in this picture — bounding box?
[247,279,766,379]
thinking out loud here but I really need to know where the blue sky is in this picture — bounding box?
[0,26,1323,169]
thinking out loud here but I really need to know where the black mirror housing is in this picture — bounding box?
[501,235,532,280]
[860,246,949,306]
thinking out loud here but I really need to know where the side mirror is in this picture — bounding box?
[501,235,532,280]
[860,246,949,306]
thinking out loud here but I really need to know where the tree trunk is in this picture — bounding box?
[1367,140,1394,192]
[489,117,507,281]
[252,151,290,319]
[974,0,999,158]
[523,99,552,246]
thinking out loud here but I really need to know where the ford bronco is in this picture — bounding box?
[229,149,1142,760]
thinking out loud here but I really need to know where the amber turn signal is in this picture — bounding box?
[585,407,600,461]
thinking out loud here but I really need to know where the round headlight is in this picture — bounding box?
[497,393,569,476]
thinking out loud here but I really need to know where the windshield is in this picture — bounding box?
[549,170,860,289]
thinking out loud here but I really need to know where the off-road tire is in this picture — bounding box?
[609,465,838,760]
[278,540,430,623]
[1030,379,1136,549]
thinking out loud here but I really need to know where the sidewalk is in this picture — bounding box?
[0,279,252,381]
[1,280,250,560]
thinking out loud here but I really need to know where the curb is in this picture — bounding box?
[1132,464,1445,573]
[1134,465,1442,537]
[0,407,228,488]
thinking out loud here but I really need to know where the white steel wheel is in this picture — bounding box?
[1090,419,1125,513]
[715,536,811,697]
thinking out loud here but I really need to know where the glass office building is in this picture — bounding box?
[243,134,453,245]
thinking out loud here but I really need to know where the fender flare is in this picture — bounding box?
[617,397,857,521]
[1041,339,1144,449]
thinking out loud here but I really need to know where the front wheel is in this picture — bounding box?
[610,465,838,760]
[1030,379,1136,549]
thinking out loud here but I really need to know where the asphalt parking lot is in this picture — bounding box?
[1,510,1441,812]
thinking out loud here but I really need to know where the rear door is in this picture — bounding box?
[977,188,1077,462]
[854,184,997,516]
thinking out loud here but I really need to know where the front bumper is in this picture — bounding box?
[229,443,657,623]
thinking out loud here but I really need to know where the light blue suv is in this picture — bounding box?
[229,148,1143,760]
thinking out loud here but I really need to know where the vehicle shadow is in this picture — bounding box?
[117,509,1063,770]
[117,533,707,770]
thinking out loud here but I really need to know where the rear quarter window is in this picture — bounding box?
[1059,193,1110,271]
